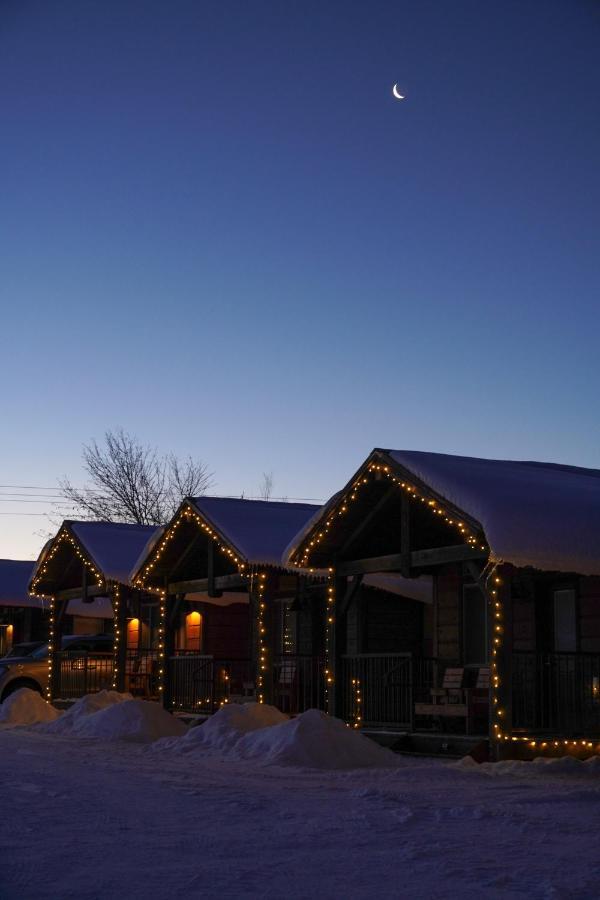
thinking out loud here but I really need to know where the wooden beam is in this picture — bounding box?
[400,492,410,578]
[54,584,106,603]
[410,545,488,568]
[337,575,363,619]
[167,573,246,595]
[337,545,487,576]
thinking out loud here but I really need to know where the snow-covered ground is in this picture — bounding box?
[2,697,600,899]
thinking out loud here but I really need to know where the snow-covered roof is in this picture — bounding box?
[68,522,160,584]
[0,559,47,609]
[288,449,600,577]
[387,450,600,576]
[187,497,321,568]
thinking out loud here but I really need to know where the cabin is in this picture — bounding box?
[29,520,159,700]
[284,448,600,759]
[131,496,329,716]
[0,559,49,655]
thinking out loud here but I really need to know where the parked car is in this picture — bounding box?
[0,634,113,702]
[2,641,46,659]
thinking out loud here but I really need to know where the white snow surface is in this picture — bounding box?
[3,728,600,899]
[0,688,61,725]
[168,704,399,769]
[39,689,131,735]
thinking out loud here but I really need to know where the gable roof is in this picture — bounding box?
[0,559,47,608]
[68,522,160,584]
[285,449,600,577]
[185,497,321,568]
[31,521,161,593]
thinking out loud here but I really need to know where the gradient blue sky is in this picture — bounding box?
[2,0,599,559]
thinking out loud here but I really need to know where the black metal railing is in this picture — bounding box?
[168,653,253,713]
[58,651,114,698]
[340,654,438,729]
[513,651,600,736]
[272,655,326,715]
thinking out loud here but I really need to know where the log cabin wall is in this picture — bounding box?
[345,586,424,655]
[435,567,462,663]
[195,602,250,659]
[577,576,600,653]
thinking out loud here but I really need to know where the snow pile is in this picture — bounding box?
[0,688,61,726]
[41,690,186,742]
[41,690,133,735]
[177,702,288,753]
[169,704,399,769]
[234,709,400,769]
[72,699,188,743]
[457,754,600,777]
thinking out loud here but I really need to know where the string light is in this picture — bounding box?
[255,571,268,703]
[31,527,104,598]
[111,584,121,690]
[295,462,487,568]
[324,571,335,712]
[490,571,599,758]
[157,589,166,696]
[351,678,362,729]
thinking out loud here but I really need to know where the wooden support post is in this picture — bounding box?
[82,564,88,604]
[162,593,177,710]
[400,492,411,578]
[114,585,128,693]
[262,579,274,706]
[207,540,216,597]
[492,569,513,760]
[49,599,68,700]
[329,573,347,719]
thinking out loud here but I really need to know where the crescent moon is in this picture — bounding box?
[392,84,405,100]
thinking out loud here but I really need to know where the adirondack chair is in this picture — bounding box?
[415,666,490,734]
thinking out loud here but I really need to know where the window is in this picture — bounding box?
[185,611,202,652]
[554,589,577,652]
[127,618,140,650]
[278,600,297,655]
[463,585,488,666]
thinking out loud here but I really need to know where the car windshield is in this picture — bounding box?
[30,643,50,660]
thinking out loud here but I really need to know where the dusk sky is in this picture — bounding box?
[2,0,599,559]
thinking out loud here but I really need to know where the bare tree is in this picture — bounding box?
[258,471,274,501]
[60,429,213,525]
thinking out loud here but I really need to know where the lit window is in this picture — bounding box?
[127,618,140,649]
[186,611,202,651]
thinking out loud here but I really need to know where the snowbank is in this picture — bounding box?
[40,690,186,742]
[73,699,188,743]
[176,701,288,753]
[40,690,131,735]
[0,688,61,726]
[165,703,400,769]
[456,754,600,777]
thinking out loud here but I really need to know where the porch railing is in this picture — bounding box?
[57,651,114,699]
[168,653,252,713]
[513,650,600,736]
[272,655,326,715]
[340,654,438,729]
